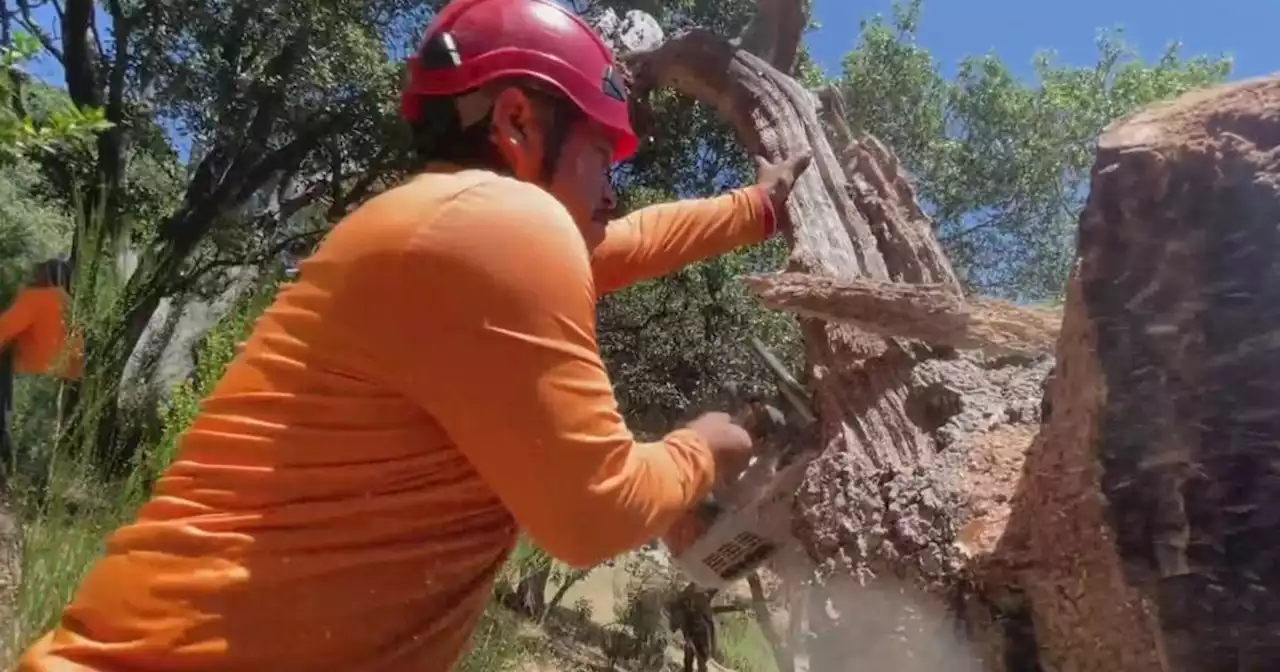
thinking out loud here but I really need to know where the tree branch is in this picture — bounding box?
[743,272,1061,356]
[215,3,256,110]
[242,30,307,147]
[13,0,62,62]
[735,0,810,75]
[89,0,131,225]
[177,175,330,295]
[327,139,344,215]
[160,127,329,244]
[199,31,319,213]
[813,83,852,150]
[88,10,102,61]
[104,0,128,113]
[626,28,901,282]
[229,121,336,204]
[178,226,323,294]
[60,0,100,108]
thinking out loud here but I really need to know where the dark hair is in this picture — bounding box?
[409,94,512,174]
[32,258,71,291]
[406,83,584,184]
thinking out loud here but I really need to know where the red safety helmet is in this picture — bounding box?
[401,0,637,162]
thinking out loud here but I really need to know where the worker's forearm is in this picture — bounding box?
[592,186,775,294]
[539,429,715,567]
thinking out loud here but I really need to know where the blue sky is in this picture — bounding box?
[22,1,1275,88]
[16,0,1275,161]
[808,0,1275,80]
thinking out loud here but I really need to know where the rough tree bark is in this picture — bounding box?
[624,1,1052,670]
[617,2,1280,670]
[986,75,1280,672]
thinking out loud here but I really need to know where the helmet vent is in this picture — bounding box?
[419,32,463,69]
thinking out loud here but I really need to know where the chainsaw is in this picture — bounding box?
[661,337,820,589]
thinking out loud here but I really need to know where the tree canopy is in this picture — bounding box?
[840,0,1229,300]
[0,1,1249,667]
[0,0,1234,452]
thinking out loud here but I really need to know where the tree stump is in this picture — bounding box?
[1000,75,1280,672]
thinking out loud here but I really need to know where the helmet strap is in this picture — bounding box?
[537,101,575,185]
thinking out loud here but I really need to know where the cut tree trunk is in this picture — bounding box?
[994,75,1280,672]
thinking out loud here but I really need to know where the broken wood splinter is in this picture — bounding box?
[742,272,1062,357]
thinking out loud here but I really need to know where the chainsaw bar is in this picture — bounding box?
[748,336,816,428]
[662,337,820,588]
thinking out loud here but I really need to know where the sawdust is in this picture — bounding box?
[807,574,985,672]
[954,423,1039,561]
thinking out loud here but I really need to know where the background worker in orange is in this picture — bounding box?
[18,0,811,670]
[0,258,78,379]
[0,258,79,478]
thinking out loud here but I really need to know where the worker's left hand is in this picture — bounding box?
[754,152,813,229]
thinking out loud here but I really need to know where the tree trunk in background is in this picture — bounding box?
[622,2,1280,670]
[994,75,1280,672]
[626,12,1053,671]
[502,564,549,618]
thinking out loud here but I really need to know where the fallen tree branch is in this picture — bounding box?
[743,272,1061,356]
[625,28,889,280]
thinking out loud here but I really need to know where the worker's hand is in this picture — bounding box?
[754,152,813,229]
[685,412,754,485]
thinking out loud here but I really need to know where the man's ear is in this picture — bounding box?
[491,87,538,148]
[490,86,543,178]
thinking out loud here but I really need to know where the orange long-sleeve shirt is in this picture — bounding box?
[0,285,81,379]
[17,167,772,672]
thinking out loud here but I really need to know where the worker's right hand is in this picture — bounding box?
[685,412,754,485]
[754,152,813,230]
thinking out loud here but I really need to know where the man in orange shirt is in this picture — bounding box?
[18,1,810,669]
[0,259,77,379]
[0,258,78,476]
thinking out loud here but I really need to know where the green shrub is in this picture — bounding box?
[455,605,529,672]
[5,258,276,657]
[125,282,276,501]
[716,613,779,672]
